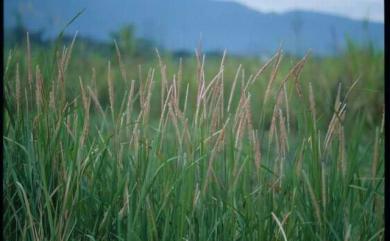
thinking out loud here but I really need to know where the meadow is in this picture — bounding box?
[3,33,384,240]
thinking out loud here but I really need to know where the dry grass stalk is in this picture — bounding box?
[26,32,33,89]
[271,212,288,241]
[251,129,262,171]
[181,118,192,150]
[309,82,317,131]
[87,86,106,119]
[338,125,346,178]
[227,64,241,112]
[200,56,208,121]
[250,51,279,85]
[218,80,225,131]
[65,116,76,142]
[56,50,67,104]
[263,50,282,104]
[194,80,204,127]
[244,94,253,134]
[203,127,225,146]
[283,84,290,133]
[202,69,223,100]
[324,114,338,152]
[195,51,206,126]
[143,69,155,125]
[281,212,292,226]
[79,78,91,146]
[183,83,190,115]
[118,178,130,219]
[107,61,115,117]
[321,160,327,212]
[219,49,227,69]
[117,107,128,139]
[202,118,230,194]
[234,94,249,148]
[274,138,282,181]
[172,74,178,108]
[267,54,308,146]
[172,95,186,124]
[24,88,29,114]
[344,77,360,101]
[324,80,358,153]
[130,111,143,148]
[233,85,247,129]
[291,52,309,99]
[177,58,183,101]
[324,103,346,152]
[35,65,43,112]
[114,40,127,82]
[295,139,306,178]
[159,85,173,131]
[64,31,78,72]
[168,104,182,149]
[302,170,322,226]
[244,96,261,170]
[277,109,288,182]
[344,224,351,241]
[15,182,40,240]
[91,68,97,93]
[61,46,68,64]
[192,183,200,208]
[205,83,218,114]
[278,108,288,155]
[243,75,253,95]
[169,82,188,146]
[371,128,380,180]
[126,79,136,129]
[156,49,168,111]
[233,96,250,173]
[219,72,224,120]
[325,79,357,152]
[72,99,79,135]
[380,107,384,134]
[5,50,12,75]
[240,68,245,90]
[335,82,342,111]
[79,77,89,111]
[15,63,21,115]
[268,90,284,145]
[49,68,57,113]
[317,130,322,160]
[209,75,224,134]
[276,53,308,97]
[210,92,222,135]
[158,108,170,152]
[116,89,130,132]
[195,48,203,84]
[140,69,153,106]
[215,51,226,122]
[138,64,143,84]
[139,72,146,110]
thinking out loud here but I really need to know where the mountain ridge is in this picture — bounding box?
[4,0,384,56]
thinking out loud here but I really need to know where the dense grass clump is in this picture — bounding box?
[3,34,384,241]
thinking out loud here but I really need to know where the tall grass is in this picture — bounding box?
[3,35,384,240]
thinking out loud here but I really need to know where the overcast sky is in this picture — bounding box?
[232,0,384,22]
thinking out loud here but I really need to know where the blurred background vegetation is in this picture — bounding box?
[4,18,384,132]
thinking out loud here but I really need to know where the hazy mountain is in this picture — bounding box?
[4,0,384,56]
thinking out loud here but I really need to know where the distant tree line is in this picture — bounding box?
[4,19,157,59]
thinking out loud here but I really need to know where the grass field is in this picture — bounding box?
[3,34,384,240]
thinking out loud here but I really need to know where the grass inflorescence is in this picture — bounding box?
[3,34,384,241]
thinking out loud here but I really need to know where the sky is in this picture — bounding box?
[232,0,384,22]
